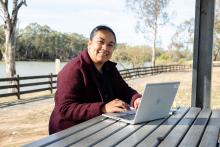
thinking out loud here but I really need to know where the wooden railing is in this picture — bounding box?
[119,64,191,79]
[0,64,191,100]
[0,73,57,99]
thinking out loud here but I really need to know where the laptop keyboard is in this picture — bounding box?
[118,113,135,120]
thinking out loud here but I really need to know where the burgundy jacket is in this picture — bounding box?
[49,50,141,134]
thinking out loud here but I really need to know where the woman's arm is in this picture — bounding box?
[55,63,105,122]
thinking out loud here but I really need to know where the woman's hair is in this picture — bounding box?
[90,25,117,44]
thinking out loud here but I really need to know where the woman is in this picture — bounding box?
[49,25,142,134]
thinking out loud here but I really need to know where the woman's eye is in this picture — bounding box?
[97,41,104,44]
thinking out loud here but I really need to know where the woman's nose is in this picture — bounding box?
[101,44,108,50]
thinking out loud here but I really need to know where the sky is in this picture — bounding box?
[3,0,195,49]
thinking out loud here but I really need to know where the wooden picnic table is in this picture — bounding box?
[24,107,220,147]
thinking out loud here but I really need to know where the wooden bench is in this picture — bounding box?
[23,107,220,147]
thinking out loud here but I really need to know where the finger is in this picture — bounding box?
[134,102,138,109]
[115,100,129,110]
[134,98,141,109]
[111,106,126,113]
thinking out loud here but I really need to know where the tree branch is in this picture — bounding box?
[0,0,11,26]
[11,0,27,25]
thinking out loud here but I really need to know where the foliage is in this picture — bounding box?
[157,49,192,65]
[214,0,220,61]
[15,23,87,61]
[112,44,162,67]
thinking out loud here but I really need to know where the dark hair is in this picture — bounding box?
[90,25,117,44]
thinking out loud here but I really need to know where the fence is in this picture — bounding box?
[0,64,191,100]
[0,73,57,100]
[119,64,191,79]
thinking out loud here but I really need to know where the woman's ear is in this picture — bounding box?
[87,40,92,48]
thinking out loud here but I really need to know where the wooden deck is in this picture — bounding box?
[24,107,220,147]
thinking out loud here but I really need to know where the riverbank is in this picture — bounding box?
[0,68,219,146]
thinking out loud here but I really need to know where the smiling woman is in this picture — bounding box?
[48,25,142,134]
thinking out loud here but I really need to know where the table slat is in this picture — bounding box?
[23,108,220,147]
[70,121,128,147]
[23,116,106,147]
[158,107,201,147]
[93,123,144,147]
[199,110,220,147]
[115,118,167,146]
[136,107,189,147]
[46,119,116,147]
[179,108,212,147]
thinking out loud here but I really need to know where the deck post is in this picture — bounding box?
[191,0,215,108]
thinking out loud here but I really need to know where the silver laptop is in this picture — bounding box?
[102,81,180,124]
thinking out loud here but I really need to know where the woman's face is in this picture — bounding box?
[88,30,116,66]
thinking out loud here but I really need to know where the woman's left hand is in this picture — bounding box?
[134,98,142,109]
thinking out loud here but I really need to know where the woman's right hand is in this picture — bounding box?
[101,98,130,113]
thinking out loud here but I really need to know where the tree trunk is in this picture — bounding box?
[4,26,17,78]
[213,48,219,61]
[3,24,17,93]
[152,20,158,67]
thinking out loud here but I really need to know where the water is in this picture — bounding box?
[0,61,67,78]
[0,61,150,78]
[0,61,67,94]
[0,61,130,94]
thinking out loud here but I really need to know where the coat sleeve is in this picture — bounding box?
[55,62,105,122]
[113,68,142,106]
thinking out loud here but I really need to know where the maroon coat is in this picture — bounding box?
[49,50,141,134]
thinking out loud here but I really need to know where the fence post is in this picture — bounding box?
[151,66,154,75]
[55,59,61,74]
[16,75,20,100]
[137,68,140,77]
[50,73,53,94]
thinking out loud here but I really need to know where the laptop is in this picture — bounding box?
[102,81,180,124]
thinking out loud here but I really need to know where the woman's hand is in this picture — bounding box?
[133,98,142,109]
[101,99,130,113]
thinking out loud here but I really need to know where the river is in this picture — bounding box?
[0,61,67,78]
[0,61,134,78]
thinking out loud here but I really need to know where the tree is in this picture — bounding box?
[16,23,88,61]
[126,0,170,66]
[0,0,27,78]
[167,19,194,63]
[168,18,194,51]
